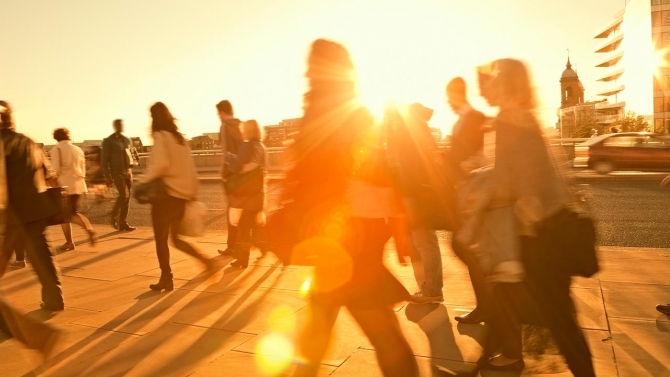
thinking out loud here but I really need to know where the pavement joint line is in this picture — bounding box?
[597,280,670,287]
[596,274,621,377]
[169,321,260,336]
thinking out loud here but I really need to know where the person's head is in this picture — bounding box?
[216,100,234,123]
[0,101,14,130]
[477,59,536,111]
[446,77,468,113]
[241,120,263,141]
[610,126,619,133]
[53,128,71,142]
[150,102,185,145]
[113,119,124,134]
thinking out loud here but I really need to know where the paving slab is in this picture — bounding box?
[46,323,253,377]
[610,318,670,377]
[599,258,670,286]
[192,350,336,377]
[0,324,139,377]
[602,281,670,323]
[71,289,219,335]
[235,306,370,368]
[171,288,307,335]
[571,288,608,331]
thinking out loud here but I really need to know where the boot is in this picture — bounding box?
[149,273,174,292]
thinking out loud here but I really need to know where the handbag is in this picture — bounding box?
[45,186,72,226]
[179,201,207,237]
[541,207,599,278]
[133,179,168,204]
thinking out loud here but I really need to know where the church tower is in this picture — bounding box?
[560,57,584,108]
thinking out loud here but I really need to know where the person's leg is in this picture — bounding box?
[0,225,18,276]
[452,238,492,321]
[110,174,126,226]
[168,197,211,269]
[232,210,255,267]
[60,223,74,246]
[227,201,238,248]
[151,200,173,278]
[409,228,443,300]
[23,220,63,310]
[14,236,25,262]
[0,298,60,355]
[484,283,523,365]
[293,302,340,377]
[118,176,132,227]
[348,306,419,377]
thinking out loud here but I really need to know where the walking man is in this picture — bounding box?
[444,77,490,323]
[102,119,136,231]
[216,100,243,256]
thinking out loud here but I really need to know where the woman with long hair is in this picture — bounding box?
[287,39,418,377]
[141,102,214,291]
[51,127,96,251]
[475,59,595,375]
[226,119,267,268]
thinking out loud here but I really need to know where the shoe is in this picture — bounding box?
[9,260,26,269]
[110,215,118,230]
[455,308,486,324]
[479,355,525,372]
[218,248,234,256]
[87,229,97,247]
[58,243,75,252]
[40,302,65,312]
[119,224,136,232]
[230,260,248,269]
[149,273,174,292]
[408,291,444,305]
[656,304,670,315]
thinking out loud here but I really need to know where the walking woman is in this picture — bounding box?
[287,39,417,377]
[51,128,96,251]
[226,120,267,268]
[475,59,595,376]
[141,102,213,291]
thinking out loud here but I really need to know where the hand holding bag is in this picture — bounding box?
[133,179,168,204]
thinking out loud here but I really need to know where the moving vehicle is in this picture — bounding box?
[584,132,670,174]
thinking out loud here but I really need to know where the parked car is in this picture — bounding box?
[584,132,670,174]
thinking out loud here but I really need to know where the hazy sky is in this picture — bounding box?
[2,0,624,143]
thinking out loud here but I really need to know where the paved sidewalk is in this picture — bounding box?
[1,225,669,376]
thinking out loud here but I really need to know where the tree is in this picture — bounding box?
[571,111,650,138]
[609,111,650,133]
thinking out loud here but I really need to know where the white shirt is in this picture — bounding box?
[52,141,88,195]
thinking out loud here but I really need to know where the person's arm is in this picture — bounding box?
[140,132,169,183]
[51,146,62,177]
[227,143,261,174]
[220,125,228,179]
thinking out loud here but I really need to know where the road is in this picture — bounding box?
[79,180,670,248]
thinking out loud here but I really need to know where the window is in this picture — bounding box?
[656,119,665,133]
[665,119,670,133]
[665,97,670,112]
[664,0,670,4]
[655,97,664,113]
[603,136,643,147]
[664,32,670,46]
[664,11,670,26]
[653,0,662,5]
[653,11,662,27]
[655,76,662,91]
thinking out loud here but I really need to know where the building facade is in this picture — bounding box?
[592,0,656,130]
[263,118,301,147]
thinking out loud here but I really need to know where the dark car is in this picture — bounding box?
[585,132,670,174]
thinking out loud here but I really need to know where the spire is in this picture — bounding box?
[566,49,572,69]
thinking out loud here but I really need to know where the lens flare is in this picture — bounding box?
[300,277,312,298]
[255,333,295,375]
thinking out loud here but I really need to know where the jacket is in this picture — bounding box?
[51,141,88,195]
[1,129,58,224]
[445,107,485,181]
[219,118,242,180]
[101,133,132,178]
[140,131,198,201]
[226,139,266,211]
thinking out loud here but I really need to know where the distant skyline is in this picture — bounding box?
[3,0,625,143]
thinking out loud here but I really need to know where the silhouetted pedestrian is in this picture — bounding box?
[102,119,135,231]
